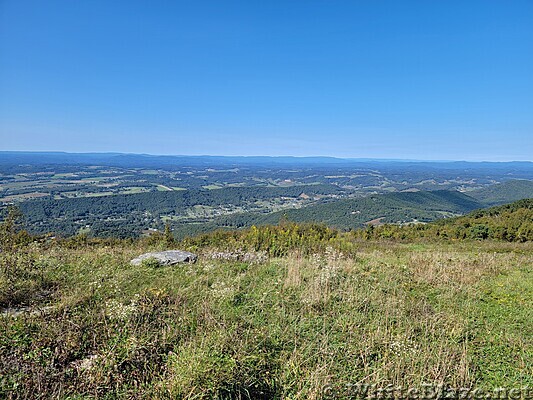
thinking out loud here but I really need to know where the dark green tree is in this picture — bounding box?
[164,223,175,246]
[0,206,30,252]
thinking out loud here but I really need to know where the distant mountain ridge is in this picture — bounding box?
[1,151,532,169]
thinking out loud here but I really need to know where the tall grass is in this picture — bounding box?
[1,234,531,398]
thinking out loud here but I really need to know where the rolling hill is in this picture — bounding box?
[467,179,533,206]
[360,198,533,242]
[12,180,533,239]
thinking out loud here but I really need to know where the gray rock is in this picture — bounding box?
[71,354,99,372]
[1,305,55,318]
[130,250,198,266]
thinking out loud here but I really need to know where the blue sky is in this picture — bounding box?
[1,1,532,161]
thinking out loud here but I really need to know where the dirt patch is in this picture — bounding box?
[365,217,385,226]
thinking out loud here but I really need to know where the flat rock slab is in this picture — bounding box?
[130,250,198,266]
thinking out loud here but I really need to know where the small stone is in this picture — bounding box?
[71,354,99,372]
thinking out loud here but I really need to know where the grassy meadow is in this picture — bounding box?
[1,228,531,399]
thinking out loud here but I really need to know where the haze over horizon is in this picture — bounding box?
[1,1,532,161]
[3,150,533,164]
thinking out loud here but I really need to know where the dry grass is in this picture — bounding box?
[1,240,532,398]
[407,251,510,287]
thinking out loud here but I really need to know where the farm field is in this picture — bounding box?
[2,153,532,239]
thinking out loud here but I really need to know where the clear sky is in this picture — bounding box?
[1,1,532,161]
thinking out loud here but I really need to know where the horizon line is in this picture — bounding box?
[1,150,532,164]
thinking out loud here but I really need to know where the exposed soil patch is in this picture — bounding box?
[365,216,385,226]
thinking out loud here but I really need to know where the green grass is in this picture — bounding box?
[469,266,532,385]
[1,236,531,399]
[119,186,149,194]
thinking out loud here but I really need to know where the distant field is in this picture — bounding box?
[2,156,532,208]
[2,180,530,239]
[119,186,149,194]
[1,155,532,239]
[0,192,49,202]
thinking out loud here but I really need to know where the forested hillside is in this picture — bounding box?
[240,190,482,226]
[17,184,344,237]
[357,198,533,242]
[467,179,533,205]
[172,190,484,238]
[9,179,533,239]
[19,188,483,238]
